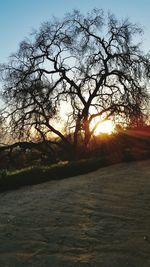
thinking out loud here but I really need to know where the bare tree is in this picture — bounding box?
[0,9,149,154]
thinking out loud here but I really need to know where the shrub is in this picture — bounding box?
[0,157,109,191]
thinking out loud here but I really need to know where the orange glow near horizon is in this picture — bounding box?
[92,119,115,135]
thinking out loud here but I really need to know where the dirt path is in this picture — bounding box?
[0,160,150,267]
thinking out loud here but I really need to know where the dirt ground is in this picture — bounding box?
[0,160,150,267]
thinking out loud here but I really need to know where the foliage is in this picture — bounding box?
[0,125,150,191]
[0,158,107,191]
[0,169,7,179]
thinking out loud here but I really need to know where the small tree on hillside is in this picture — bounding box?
[0,9,149,154]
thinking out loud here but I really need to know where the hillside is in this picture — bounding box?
[0,160,150,267]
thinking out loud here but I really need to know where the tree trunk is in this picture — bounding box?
[83,118,91,153]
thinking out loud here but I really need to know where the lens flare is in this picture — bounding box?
[92,120,114,135]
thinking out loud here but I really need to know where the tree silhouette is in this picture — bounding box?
[0,9,149,154]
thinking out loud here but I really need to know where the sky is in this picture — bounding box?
[0,0,150,63]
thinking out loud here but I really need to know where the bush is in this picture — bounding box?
[0,157,110,191]
[0,145,149,192]
[0,169,7,181]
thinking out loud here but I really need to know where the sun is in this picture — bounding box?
[92,120,115,135]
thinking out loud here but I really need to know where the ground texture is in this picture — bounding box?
[0,160,150,267]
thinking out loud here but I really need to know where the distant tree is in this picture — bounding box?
[0,9,150,155]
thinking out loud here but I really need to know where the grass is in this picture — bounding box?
[0,148,150,192]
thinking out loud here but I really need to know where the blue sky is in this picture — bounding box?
[0,0,150,62]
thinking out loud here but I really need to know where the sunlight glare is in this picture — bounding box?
[92,120,114,135]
